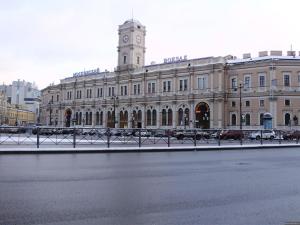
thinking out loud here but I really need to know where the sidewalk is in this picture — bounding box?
[0,143,300,154]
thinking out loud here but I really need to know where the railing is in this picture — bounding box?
[0,126,299,149]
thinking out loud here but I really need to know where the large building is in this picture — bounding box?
[0,80,41,123]
[40,19,300,130]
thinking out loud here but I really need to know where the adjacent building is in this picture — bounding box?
[40,19,300,130]
[0,80,40,123]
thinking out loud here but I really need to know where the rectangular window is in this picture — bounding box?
[298,74,300,83]
[245,100,250,107]
[198,75,208,90]
[112,87,115,96]
[259,75,265,87]
[100,88,103,97]
[137,84,140,94]
[231,78,237,90]
[184,79,188,91]
[260,100,264,107]
[57,95,59,101]
[134,84,137,95]
[179,79,188,91]
[285,99,290,106]
[108,87,111,97]
[244,76,251,88]
[152,83,155,93]
[284,74,290,87]
[123,55,127,64]
[163,81,167,92]
[121,86,124,96]
[167,81,171,92]
[148,83,151,93]
[124,86,127,95]
[179,80,183,91]
[232,101,236,107]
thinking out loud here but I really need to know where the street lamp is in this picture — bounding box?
[111,96,118,128]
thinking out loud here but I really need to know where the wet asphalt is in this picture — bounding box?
[1,148,300,225]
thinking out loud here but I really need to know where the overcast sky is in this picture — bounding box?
[1,0,300,89]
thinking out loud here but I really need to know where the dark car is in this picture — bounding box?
[219,130,244,140]
[283,130,300,140]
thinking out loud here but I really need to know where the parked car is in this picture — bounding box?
[175,130,210,140]
[219,130,244,140]
[283,130,300,140]
[249,130,276,140]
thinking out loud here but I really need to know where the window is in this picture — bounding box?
[179,79,188,91]
[285,113,291,126]
[284,74,290,87]
[285,99,290,106]
[245,100,250,107]
[298,73,300,84]
[231,78,237,90]
[123,55,127,64]
[232,101,236,107]
[137,56,140,65]
[108,87,115,97]
[259,100,264,107]
[147,110,151,126]
[133,84,140,95]
[148,82,155,93]
[163,81,171,92]
[86,89,92,98]
[57,95,59,101]
[244,76,251,88]
[245,114,250,126]
[120,86,127,96]
[231,114,236,126]
[260,113,264,126]
[152,110,156,126]
[259,75,265,87]
[198,76,208,90]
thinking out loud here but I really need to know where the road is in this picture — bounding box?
[1,149,300,225]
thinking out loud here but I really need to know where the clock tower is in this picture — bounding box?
[117,19,146,71]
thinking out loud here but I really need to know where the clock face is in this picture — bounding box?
[136,35,141,44]
[122,35,129,43]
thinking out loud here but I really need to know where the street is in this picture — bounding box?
[1,149,300,225]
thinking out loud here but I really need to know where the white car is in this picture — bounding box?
[249,130,276,140]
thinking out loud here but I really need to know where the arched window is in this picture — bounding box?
[162,109,167,126]
[152,109,157,126]
[285,113,291,126]
[89,112,92,125]
[178,108,183,125]
[79,112,82,125]
[75,112,79,125]
[96,112,99,125]
[85,112,88,125]
[184,108,189,126]
[168,109,172,126]
[245,114,250,126]
[147,110,151,126]
[100,111,103,125]
[232,114,236,126]
[260,113,264,126]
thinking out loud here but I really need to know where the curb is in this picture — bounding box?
[0,144,300,154]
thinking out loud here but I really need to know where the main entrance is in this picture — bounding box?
[195,102,210,129]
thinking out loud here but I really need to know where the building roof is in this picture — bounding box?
[227,55,300,65]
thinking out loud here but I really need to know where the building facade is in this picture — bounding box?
[0,80,40,123]
[0,91,8,125]
[40,19,300,130]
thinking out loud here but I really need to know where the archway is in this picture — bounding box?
[65,108,72,127]
[195,102,210,129]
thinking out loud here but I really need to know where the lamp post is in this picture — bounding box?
[111,96,118,128]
